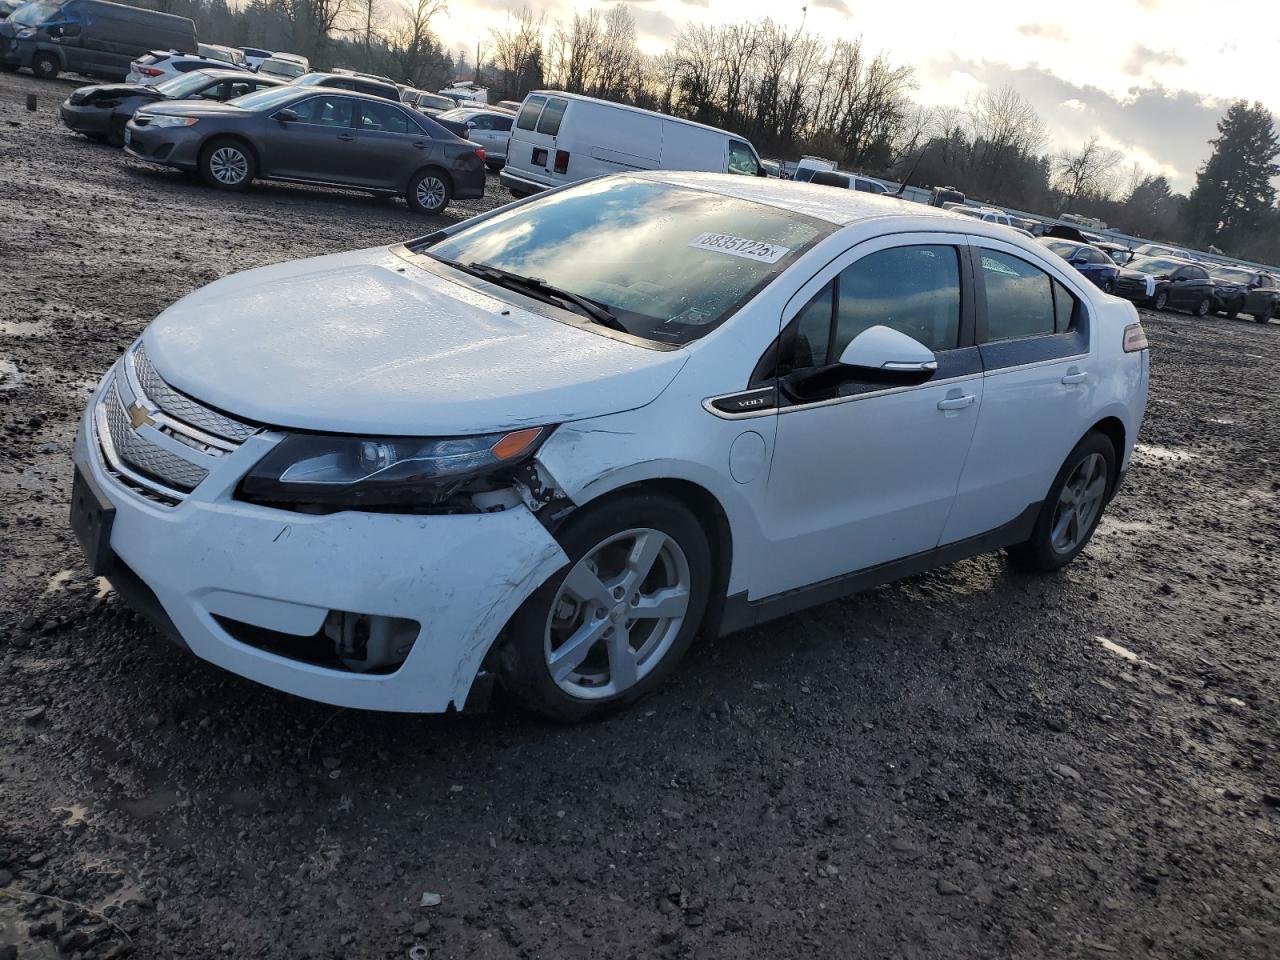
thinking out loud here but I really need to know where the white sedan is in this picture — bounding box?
[72,173,1149,720]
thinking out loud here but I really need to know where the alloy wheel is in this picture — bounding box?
[544,528,691,700]
[1049,452,1107,554]
[415,176,446,211]
[209,147,248,185]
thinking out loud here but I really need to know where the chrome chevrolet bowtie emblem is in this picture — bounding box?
[127,401,155,430]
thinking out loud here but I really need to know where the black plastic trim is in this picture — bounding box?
[718,501,1041,635]
[105,555,187,650]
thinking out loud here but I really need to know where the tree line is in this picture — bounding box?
[136,0,1280,264]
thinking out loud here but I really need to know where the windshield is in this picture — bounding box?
[156,71,215,99]
[1210,268,1252,284]
[1044,240,1078,258]
[10,0,61,26]
[228,85,297,110]
[418,93,455,111]
[260,60,304,78]
[1128,257,1184,275]
[427,177,833,345]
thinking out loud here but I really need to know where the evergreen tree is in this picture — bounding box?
[1185,100,1279,246]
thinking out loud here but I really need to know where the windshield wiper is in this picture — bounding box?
[464,262,627,332]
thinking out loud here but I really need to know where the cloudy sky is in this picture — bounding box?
[430,0,1280,191]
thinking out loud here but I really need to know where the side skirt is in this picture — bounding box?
[718,502,1042,636]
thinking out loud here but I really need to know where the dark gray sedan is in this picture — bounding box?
[123,85,487,214]
[61,69,283,147]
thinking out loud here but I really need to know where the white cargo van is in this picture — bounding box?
[500,91,766,196]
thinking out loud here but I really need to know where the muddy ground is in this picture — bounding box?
[1,69,1278,960]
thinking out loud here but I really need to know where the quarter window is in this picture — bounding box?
[980,249,1056,342]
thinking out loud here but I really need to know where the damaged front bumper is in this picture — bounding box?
[72,373,569,713]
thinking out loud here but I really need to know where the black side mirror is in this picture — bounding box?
[275,107,298,123]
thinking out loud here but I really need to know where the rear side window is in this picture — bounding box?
[536,97,568,135]
[493,115,513,131]
[176,61,206,73]
[516,95,546,131]
[359,101,411,134]
[980,250,1056,342]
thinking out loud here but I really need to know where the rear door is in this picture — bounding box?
[1170,265,1211,308]
[354,99,434,190]
[943,239,1094,544]
[510,94,571,183]
[265,93,361,183]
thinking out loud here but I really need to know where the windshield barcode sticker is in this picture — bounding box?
[688,233,791,263]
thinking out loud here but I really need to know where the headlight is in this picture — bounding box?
[239,427,547,508]
[142,114,198,128]
[17,28,34,38]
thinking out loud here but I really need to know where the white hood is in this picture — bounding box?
[142,247,686,435]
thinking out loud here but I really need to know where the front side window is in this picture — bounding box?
[467,114,494,130]
[292,95,353,128]
[727,140,761,176]
[834,245,961,356]
[493,115,513,132]
[980,249,1057,342]
[426,177,833,345]
[359,101,411,134]
[536,97,568,136]
[10,0,63,26]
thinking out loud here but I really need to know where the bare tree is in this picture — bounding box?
[1053,135,1124,204]
[385,0,447,88]
[489,7,545,101]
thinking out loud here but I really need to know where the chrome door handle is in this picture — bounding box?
[1061,369,1089,385]
[337,132,355,142]
[937,394,975,411]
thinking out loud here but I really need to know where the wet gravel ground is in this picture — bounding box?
[2,69,1279,960]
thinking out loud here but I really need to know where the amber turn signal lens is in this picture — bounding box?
[491,427,544,461]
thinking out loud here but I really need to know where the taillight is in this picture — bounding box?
[1123,322,1148,352]
[474,146,486,163]
[141,67,163,77]
[554,149,569,174]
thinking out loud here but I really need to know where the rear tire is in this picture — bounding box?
[1007,432,1115,572]
[406,168,451,214]
[31,53,58,81]
[199,137,255,191]
[498,493,712,721]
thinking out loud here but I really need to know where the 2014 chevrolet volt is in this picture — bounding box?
[72,173,1150,720]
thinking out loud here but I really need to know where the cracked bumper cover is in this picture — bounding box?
[73,391,570,713]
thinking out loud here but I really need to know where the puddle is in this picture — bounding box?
[0,358,21,390]
[1134,443,1199,464]
[45,569,74,594]
[57,803,89,827]
[0,319,52,336]
[1096,636,1152,667]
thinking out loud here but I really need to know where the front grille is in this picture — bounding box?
[92,346,260,505]
[103,380,209,491]
[132,345,258,443]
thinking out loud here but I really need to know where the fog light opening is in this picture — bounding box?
[325,611,418,673]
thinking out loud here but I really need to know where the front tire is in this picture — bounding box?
[406,168,451,214]
[200,138,255,191]
[107,116,127,148]
[1153,289,1169,311]
[31,53,58,81]
[1194,296,1211,317]
[498,493,713,721]
[1007,432,1115,572]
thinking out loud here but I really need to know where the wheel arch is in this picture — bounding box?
[407,163,453,194]
[1087,415,1126,488]
[201,133,260,169]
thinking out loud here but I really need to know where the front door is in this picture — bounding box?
[943,240,1095,543]
[760,235,983,596]
[265,94,361,183]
